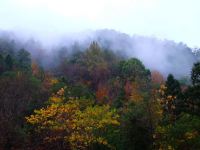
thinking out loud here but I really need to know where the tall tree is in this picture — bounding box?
[184,62,200,115]
[0,54,5,74]
[191,62,200,86]
[17,49,31,72]
[5,54,13,70]
[165,74,181,97]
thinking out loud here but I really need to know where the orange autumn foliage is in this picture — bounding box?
[151,70,164,85]
[96,84,110,103]
[125,81,143,103]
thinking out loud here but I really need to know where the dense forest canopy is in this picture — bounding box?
[0,29,200,150]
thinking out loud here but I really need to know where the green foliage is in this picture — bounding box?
[113,87,126,108]
[51,80,95,101]
[118,58,151,84]
[178,76,191,86]
[17,49,31,72]
[165,74,183,115]
[0,48,31,74]
[191,62,200,86]
[0,54,5,74]
[184,85,200,115]
[120,102,153,150]
[50,80,66,94]
[1,71,17,78]
[5,54,13,70]
[165,74,181,96]
[182,63,200,115]
[155,113,200,150]
[68,83,95,99]
[0,38,15,56]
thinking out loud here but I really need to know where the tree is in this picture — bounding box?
[119,98,154,150]
[191,62,200,86]
[118,78,157,150]
[26,89,120,150]
[154,64,200,150]
[151,70,164,86]
[5,54,13,70]
[0,54,5,74]
[165,74,183,115]
[118,58,151,82]
[154,113,200,150]
[80,42,111,89]
[82,41,105,71]
[17,49,31,72]
[96,83,110,104]
[181,62,200,115]
[0,74,46,149]
[165,74,181,97]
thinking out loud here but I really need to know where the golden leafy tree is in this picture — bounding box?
[26,89,119,150]
[153,85,178,150]
[157,85,176,121]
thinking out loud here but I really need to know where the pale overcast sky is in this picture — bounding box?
[0,0,199,47]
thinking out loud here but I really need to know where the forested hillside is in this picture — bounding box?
[0,30,197,77]
[0,30,200,150]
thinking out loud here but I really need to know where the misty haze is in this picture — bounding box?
[1,0,200,150]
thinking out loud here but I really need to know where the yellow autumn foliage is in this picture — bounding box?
[185,131,199,140]
[48,87,66,103]
[26,94,119,150]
